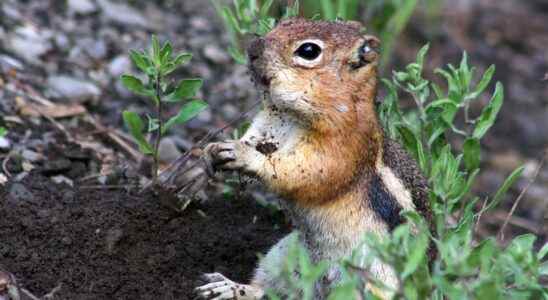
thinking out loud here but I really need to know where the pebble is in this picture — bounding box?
[8,183,35,203]
[158,137,182,163]
[203,44,231,64]
[41,158,72,175]
[97,0,149,28]
[79,37,108,60]
[0,137,10,150]
[52,175,74,187]
[221,104,239,120]
[186,109,212,130]
[21,149,42,162]
[54,33,71,51]
[47,75,101,102]
[0,173,7,185]
[6,25,52,63]
[67,0,98,15]
[108,55,131,77]
[0,54,24,72]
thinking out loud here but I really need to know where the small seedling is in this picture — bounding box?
[213,0,299,64]
[121,35,208,183]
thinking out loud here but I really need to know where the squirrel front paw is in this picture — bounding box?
[195,272,264,300]
[203,140,260,175]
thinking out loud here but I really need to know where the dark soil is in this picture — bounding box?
[0,172,288,300]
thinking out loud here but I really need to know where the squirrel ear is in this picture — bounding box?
[358,35,380,64]
[349,35,380,69]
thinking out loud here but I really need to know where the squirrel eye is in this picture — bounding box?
[294,42,322,60]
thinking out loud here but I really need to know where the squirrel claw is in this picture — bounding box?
[195,273,263,300]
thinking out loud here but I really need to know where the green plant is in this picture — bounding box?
[0,127,6,137]
[212,0,298,64]
[214,0,421,67]
[121,36,208,183]
[265,46,548,299]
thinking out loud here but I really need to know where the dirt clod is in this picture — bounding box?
[256,141,278,155]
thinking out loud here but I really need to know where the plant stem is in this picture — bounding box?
[153,73,163,184]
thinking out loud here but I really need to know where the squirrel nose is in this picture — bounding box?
[247,37,265,62]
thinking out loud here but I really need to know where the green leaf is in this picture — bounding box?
[483,165,524,212]
[320,0,335,20]
[163,100,208,134]
[397,125,420,159]
[463,137,481,171]
[146,115,159,133]
[122,111,153,154]
[473,82,504,139]
[538,242,548,260]
[129,50,151,74]
[467,65,495,100]
[173,53,192,67]
[0,127,6,137]
[228,46,247,64]
[540,261,548,276]
[160,41,173,64]
[222,7,241,34]
[120,75,153,97]
[165,79,203,102]
[402,231,429,279]
[151,34,161,66]
[259,0,273,18]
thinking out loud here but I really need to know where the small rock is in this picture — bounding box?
[203,44,230,64]
[21,161,35,172]
[0,173,7,185]
[21,149,43,162]
[186,109,212,129]
[54,33,71,51]
[13,172,28,182]
[63,190,76,203]
[221,104,239,120]
[37,209,51,218]
[6,25,53,63]
[189,16,211,31]
[108,55,131,77]
[51,175,74,187]
[158,137,182,163]
[67,0,98,14]
[79,37,108,60]
[47,75,101,102]
[61,236,73,245]
[8,183,34,203]
[0,137,10,151]
[42,158,72,175]
[0,270,10,293]
[0,54,24,72]
[105,228,124,253]
[97,0,149,28]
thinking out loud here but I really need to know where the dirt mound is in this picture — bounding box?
[0,172,288,299]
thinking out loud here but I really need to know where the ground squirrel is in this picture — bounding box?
[196,18,432,299]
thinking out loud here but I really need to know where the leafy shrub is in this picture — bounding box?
[121,36,207,182]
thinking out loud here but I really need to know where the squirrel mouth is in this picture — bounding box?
[259,74,271,87]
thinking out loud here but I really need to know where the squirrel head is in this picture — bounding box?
[247,18,380,129]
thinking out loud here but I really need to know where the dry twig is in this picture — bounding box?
[497,151,547,241]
